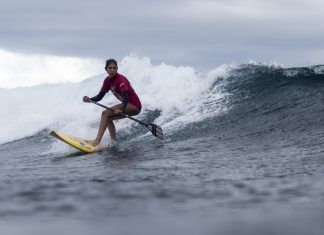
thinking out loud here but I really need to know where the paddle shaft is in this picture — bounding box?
[89,100,147,126]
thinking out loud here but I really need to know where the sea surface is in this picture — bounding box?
[1,60,324,235]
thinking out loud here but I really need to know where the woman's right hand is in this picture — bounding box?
[83,96,90,102]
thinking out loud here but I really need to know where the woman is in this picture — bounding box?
[83,59,141,146]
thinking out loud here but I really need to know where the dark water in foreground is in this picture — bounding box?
[1,64,324,235]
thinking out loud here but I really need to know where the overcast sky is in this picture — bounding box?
[1,0,324,70]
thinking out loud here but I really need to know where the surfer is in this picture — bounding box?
[83,59,142,146]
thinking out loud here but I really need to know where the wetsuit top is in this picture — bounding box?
[90,73,142,111]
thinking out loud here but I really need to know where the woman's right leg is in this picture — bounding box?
[93,109,116,145]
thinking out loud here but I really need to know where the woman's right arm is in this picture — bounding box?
[83,91,106,102]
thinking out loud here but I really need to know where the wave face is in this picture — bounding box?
[1,57,324,148]
[0,56,231,145]
[174,64,324,144]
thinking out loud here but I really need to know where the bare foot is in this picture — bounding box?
[85,139,100,147]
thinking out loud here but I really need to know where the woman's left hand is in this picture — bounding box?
[114,109,123,115]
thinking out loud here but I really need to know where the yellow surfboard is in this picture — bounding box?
[50,131,104,154]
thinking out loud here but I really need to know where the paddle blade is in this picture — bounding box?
[146,124,163,139]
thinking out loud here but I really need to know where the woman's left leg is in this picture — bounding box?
[105,103,140,141]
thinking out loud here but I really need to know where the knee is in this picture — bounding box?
[102,110,113,118]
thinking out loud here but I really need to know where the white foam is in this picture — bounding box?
[246,60,284,68]
[312,65,324,74]
[0,55,233,145]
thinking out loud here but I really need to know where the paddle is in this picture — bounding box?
[88,100,163,139]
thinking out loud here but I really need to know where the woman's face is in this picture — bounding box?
[106,63,118,78]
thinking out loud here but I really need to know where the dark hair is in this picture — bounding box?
[105,59,118,69]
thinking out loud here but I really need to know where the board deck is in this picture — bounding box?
[50,131,103,153]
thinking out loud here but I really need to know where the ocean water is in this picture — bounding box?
[1,57,324,235]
